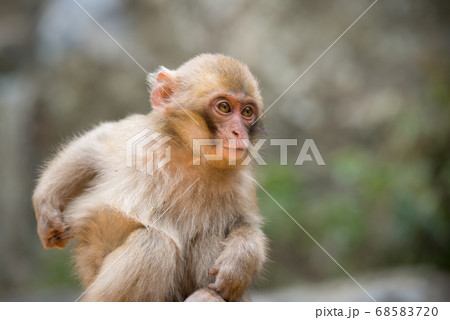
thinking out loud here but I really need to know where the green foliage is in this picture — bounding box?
[33,248,79,289]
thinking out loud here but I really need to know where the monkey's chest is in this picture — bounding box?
[179,231,225,291]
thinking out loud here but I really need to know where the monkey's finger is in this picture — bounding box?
[210,256,224,275]
[208,274,225,291]
[43,235,59,249]
[42,225,72,249]
[45,235,70,249]
[207,283,217,290]
[54,237,71,249]
[209,266,219,275]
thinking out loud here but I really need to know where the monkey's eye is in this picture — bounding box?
[217,102,231,113]
[241,106,254,118]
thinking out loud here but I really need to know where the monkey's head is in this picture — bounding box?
[147,54,264,168]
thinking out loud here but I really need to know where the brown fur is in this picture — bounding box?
[33,54,267,301]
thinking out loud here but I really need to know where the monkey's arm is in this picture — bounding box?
[33,125,110,249]
[208,223,267,301]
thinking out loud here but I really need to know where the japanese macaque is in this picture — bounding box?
[32,54,267,302]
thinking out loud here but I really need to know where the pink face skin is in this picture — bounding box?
[206,92,258,162]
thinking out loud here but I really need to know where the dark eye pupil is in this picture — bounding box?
[218,102,230,113]
[242,107,253,117]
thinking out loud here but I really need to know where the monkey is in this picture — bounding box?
[32,54,267,302]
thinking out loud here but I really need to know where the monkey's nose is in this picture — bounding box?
[231,129,241,137]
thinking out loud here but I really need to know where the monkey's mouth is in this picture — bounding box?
[223,141,246,151]
[223,146,245,151]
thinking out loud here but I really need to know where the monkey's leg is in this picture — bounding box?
[81,227,180,302]
[185,288,224,302]
[71,209,142,287]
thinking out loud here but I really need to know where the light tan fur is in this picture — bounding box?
[33,54,267,301]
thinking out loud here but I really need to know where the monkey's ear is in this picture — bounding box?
[148,67,176,114]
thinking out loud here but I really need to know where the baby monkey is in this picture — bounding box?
[33,54,267,301]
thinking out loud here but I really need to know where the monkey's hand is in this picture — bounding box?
[34,199,72,249]
[208,253,253,301]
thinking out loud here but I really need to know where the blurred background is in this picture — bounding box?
[1,0,449,301]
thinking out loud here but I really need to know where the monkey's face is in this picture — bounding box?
[200,91,259,165]
[149,54,264,169]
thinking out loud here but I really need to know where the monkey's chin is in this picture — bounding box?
[221,147,246,167]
